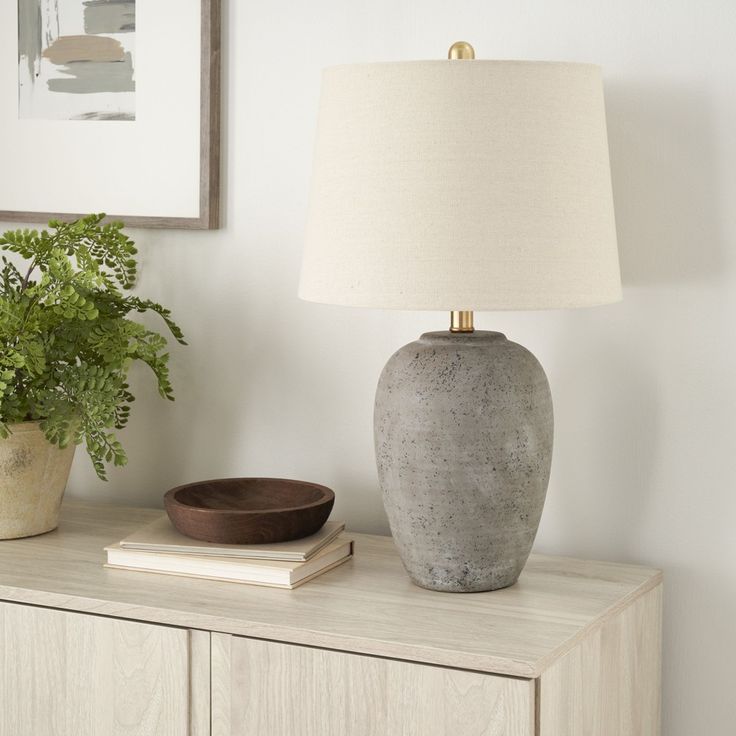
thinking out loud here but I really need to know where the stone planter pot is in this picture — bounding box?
[0,422,76,540]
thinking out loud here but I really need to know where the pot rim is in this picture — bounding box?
[3,420,44,433]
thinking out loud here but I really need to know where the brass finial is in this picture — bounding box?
[448,41,476,60]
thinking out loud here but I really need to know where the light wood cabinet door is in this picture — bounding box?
[0,602,192,736]
[212,634,534,736]
[538,584,662,736]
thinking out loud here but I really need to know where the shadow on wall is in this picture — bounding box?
[144,0,234,488]
[547,80,724,559]
[66,0,237,504]
[605,82,726,285]
[660,563,736,733]
[86,292,252,505]
[550,82,734,736]
[547,310,662,556]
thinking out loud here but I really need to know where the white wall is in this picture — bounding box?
[6,0,735,732]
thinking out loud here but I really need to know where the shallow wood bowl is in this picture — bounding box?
[163,478,335,545]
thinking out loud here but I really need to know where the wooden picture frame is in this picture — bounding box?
[0,0,221,230]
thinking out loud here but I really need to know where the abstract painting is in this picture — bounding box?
[2,0,220,228]
[18,0,136,121]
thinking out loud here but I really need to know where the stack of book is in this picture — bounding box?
[105,516,353,589]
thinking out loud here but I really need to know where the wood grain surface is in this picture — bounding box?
[0,601,190,736]
[538,583,662,735]
[189,629,211,736]
[0,501,662,678]
[212,634,535,736]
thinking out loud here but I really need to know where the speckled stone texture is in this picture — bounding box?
[0,422,76,539]
[374,331,553,593]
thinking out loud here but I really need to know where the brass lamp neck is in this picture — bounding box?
[450,311,474,333]
[447,42,476,334]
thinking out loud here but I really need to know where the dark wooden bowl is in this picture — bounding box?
[164,478,335,545]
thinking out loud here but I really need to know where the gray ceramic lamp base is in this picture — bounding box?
[374,331,553,593]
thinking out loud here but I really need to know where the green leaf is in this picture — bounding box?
[0,213,185,480]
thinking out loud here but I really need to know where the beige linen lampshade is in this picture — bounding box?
[299,59,621,310]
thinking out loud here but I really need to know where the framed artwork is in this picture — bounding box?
[0,0,221,229]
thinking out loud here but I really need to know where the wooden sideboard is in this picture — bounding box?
[0,502,662,735]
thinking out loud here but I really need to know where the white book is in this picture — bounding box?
[105,536,353,589]
[119,514,346,562]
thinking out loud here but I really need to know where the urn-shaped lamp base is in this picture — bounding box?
[374,331,553,592]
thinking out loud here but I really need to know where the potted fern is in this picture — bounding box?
[0,214,185,539]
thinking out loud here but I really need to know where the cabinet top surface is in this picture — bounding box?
[0,502,660,677]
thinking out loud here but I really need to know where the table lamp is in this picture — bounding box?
[299,42,621,593]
